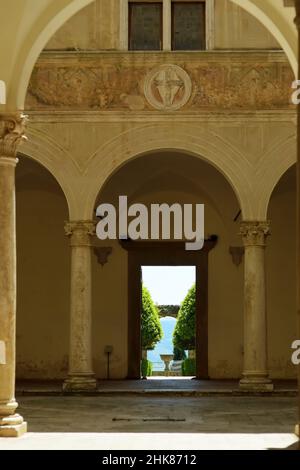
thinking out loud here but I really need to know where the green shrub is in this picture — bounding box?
[173,346,186,361]
[141,286,163,350]
[141,358,153,378]
[181,358,196,376]
[173,285,196,350]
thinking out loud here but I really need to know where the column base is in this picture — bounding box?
[63,374,97,392]
[0,414,27,437]
[295,424,299,437]
[239,374,274,392]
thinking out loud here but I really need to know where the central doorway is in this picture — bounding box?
[122,238,217,380]
[142,265,196,379]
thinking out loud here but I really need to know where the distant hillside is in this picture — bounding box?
[157,305,180,318]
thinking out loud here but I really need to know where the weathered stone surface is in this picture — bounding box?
[0,422,27,438]
[0,113,27,157]
[63,221,97,392]
[0,113,27,437]
[239,221,273,392]
[26,52,294,111]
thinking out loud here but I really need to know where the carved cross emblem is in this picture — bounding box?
[153,69,184,107]
[144,64,192,111]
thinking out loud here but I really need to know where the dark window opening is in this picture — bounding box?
[172,2,206,50]
[129,3,163,51]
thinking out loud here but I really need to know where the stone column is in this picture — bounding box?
[63,221,97,391]
[0,113,27,437]
[239,221,273,392]
[294,0,300,439]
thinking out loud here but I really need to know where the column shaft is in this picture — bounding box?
[0,114,27,437]
[239,221,273,392]
[63,221,96,391]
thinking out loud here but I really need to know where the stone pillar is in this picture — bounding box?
[239,221,273,392]
[294,0,300,439]
[0,113,27,436]
[63,221,97,391]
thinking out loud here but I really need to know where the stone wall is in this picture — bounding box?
[44,0,280,51]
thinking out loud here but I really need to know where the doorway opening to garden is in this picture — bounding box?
[122,238,217,380]
[141,266,196,379]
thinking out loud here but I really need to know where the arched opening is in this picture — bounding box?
[16,155,70,383]
[267,164,297,381]
[93,150,243,383]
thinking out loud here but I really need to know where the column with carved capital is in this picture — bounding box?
[0,113,27,436]
[294,0,300,439]
[63,221,97,391]
[239,221,273,392]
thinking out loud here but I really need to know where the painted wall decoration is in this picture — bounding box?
[26,52,294,111]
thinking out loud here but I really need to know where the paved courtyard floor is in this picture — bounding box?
[16,378,298,396]
[0,396,299,450]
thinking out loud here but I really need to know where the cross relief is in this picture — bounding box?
[153,68,184,108]
[144,64,192,111]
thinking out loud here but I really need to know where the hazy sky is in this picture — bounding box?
[142,266,195,305]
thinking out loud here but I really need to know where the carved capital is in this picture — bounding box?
[240,221,270,247]
[0,113,27,160]
[64,220,96,247]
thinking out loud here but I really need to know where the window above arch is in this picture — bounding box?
[129,2,163,50]
[172,1,206,50]
[121,0,214,51]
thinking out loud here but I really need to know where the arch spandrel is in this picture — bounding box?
[81,124,255,221]
[20,127,81,219]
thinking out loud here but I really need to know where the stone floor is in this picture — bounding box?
[0,396,299,450]
[16,378,298,396]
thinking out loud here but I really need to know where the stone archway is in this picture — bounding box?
[86,126,251,220]
[94,150,243,382]
[266,164,297,382]
[15,154,70,382]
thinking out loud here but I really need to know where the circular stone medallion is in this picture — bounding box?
[144,64,192,111]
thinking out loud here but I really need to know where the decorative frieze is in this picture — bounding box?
[26,53,294,112]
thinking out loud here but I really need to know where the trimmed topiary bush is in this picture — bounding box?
[141,285,163,350]
[173,346,186,361]
[141,358,153,378]
[182,357,196,376]
[173,284,196,351]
